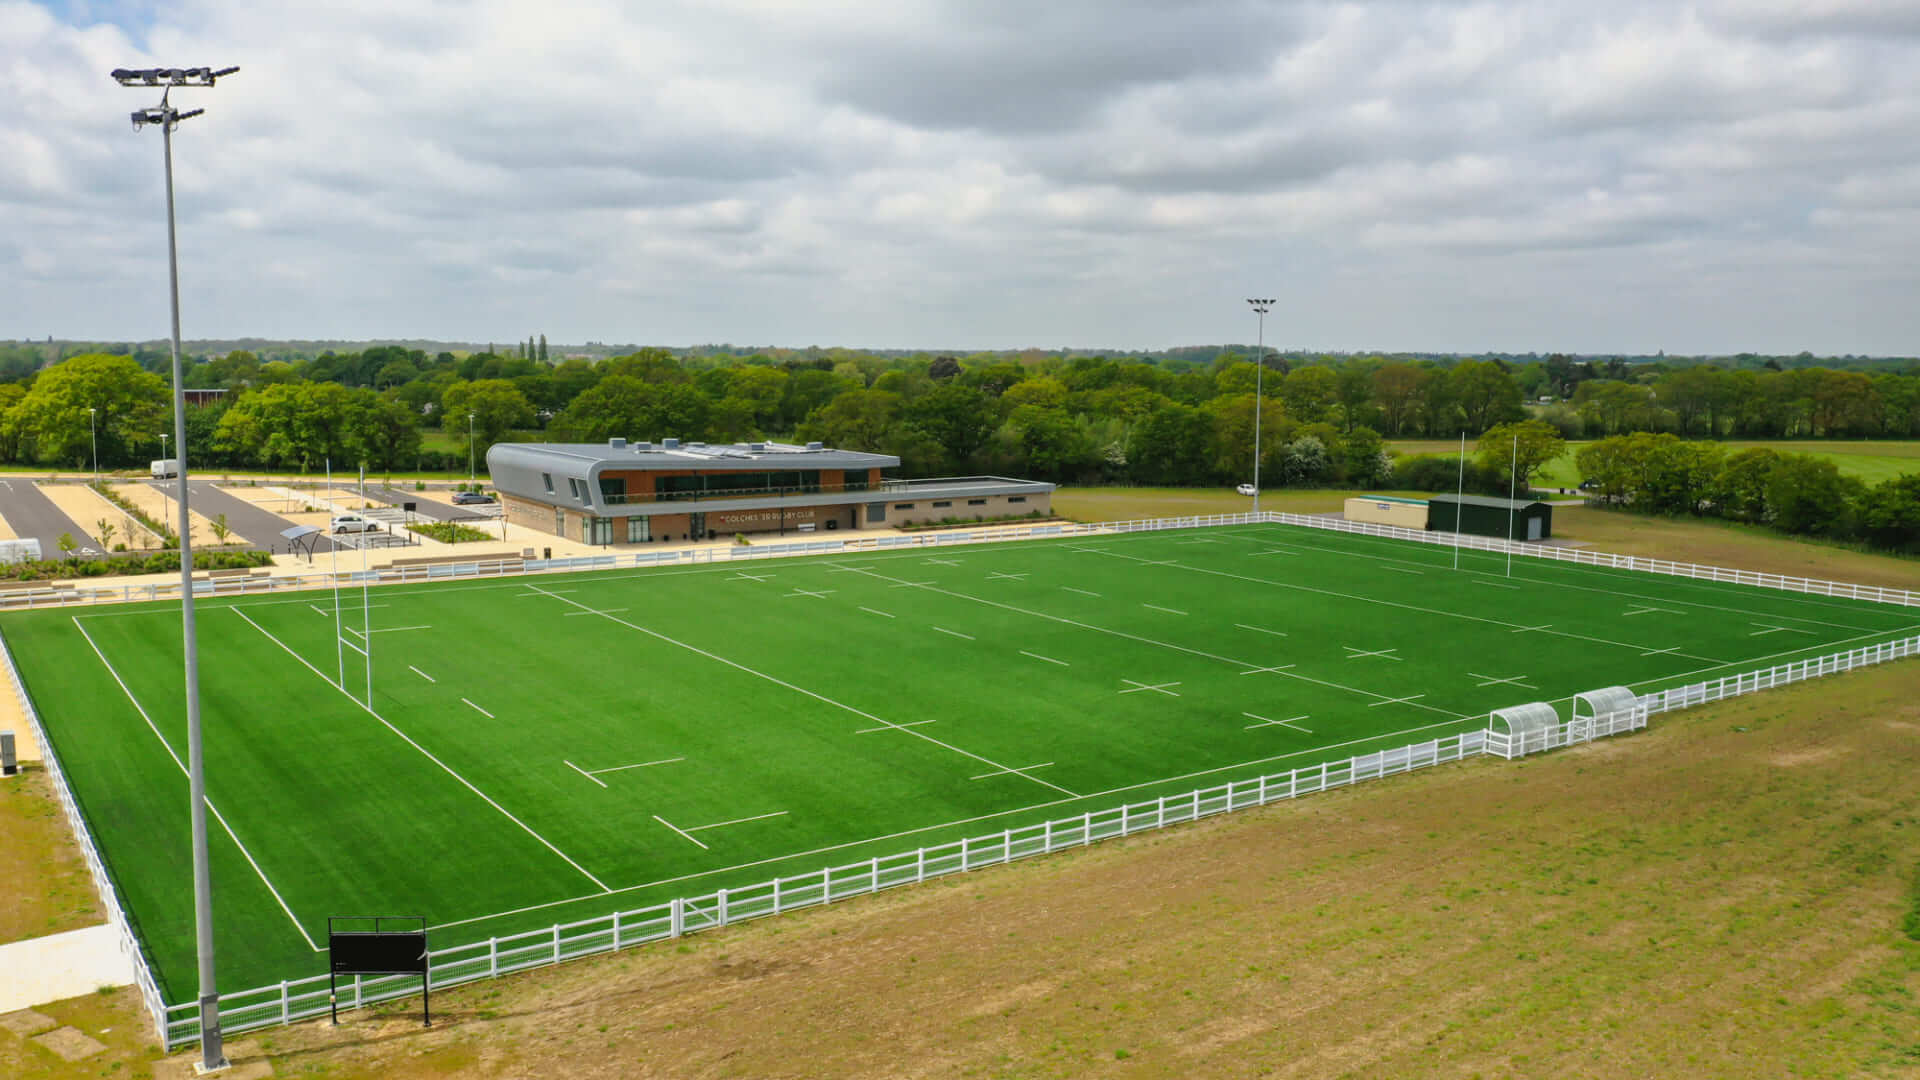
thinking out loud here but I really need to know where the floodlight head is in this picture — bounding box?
[112,65,238,88]
[1246,297,1274,314]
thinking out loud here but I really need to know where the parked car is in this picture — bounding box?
[1235,483,1258,496]
[450,491,496,505]
[330,514,380,534]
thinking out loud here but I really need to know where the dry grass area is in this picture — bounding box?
[9,663,1916,1079]
[1554,505,1920,591]
[0,770,97,944]
[1054,487,1391,521]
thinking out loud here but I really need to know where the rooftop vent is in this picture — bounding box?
[632,441,651,452]
[749,442,766,452]
[806,441,824,451]
[608,437,626,449]
[662,437,680,450]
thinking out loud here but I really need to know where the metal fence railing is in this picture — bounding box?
[0,630,170,1040]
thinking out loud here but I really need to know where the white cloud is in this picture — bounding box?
[2,0,1918,353]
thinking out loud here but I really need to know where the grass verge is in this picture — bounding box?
[0,769,98,944]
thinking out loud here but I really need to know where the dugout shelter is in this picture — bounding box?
[1427,494,1552,541]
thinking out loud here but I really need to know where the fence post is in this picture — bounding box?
[718,888,729,925]
[612,909,623,949]
[280,980,289,1023]
[1084,811,1094,845]
[670,897,683,938]
[915,846,926,883]
[870,856,881,891]
[773,876,782,913]
[552,923,561,962]
[489,936,499,975]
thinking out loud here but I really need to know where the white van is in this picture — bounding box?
[151,459,180,478]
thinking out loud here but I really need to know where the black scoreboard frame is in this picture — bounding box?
[328,915,430,1026]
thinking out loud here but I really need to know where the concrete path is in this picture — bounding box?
[0,923,134,1012]
[151,479,340,555]
[0,480,92,558]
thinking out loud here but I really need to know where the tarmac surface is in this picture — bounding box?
[0,480,97,558]
[149,479,339,555]
[356,485,488,522]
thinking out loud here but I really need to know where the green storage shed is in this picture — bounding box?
[1427,494,1553,541]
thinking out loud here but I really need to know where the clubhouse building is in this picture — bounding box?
[485,438,1054,545]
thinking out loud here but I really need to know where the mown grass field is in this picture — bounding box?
[4,519,1915,1007]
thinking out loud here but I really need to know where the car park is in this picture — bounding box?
[330,514,379,534]
[450,491,496,505]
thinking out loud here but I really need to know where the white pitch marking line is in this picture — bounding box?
[1249,548,1294,556]
[784,588,836,599]
[309,604,328,616]
[73,617,322,951]
[653,814,709,850]
[889,580,936,588]
[932,626,975,640]
[988,571,1029,581]
[591,757,685,775]
[729,572,774,582]
[858,606,895,618]
[684,810,789,834]
[518,589,578,597]
[858,718,938,734]
[408,665,436,683]
[566,760,608,789]
[1510,623,1554,634]
[345,624,432,636]
[1020,650,1069,667]
[1243,712,1314,733]
[462,697,495,719]
[1640,645,1683,656]
[923,558,962,566]
[565,608,628,616]
[1474,580,1520,590]
[1235,623,1288,637]
[1343,646,1401,661]
[1624,605,1682,616]
[1142,603,1187,615]
[1749,622,1816,636]
[1061,586,1102,597]
[971,762,1056,781]
[1382,566,1424,575]
[1119,679,1182,697]
[1368,694,1427,708]
[1176,538,1223,545]
[1239,664,1295,676]
[1467,672,1535,688]
[524,585,1078,797]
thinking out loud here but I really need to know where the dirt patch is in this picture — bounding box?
[0,770,98,944]
[28,1027,103,1062]
[1771,745,1844,767]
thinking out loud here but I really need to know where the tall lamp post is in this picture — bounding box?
[112,62,238,1076]
[159,432,169,465]
[1245,298,1276,516]
[468,412,476,487]
[87,407,98,487]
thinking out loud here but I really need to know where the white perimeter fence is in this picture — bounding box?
[1,508,1914,1047]
[0,631,171,1033]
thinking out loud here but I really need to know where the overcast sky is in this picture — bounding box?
[6,1,1920,355]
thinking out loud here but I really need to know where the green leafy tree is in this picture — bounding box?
[1856,475,1920,551]
[4,353,168,467]
[1342,426,1392,488]
[1474,420,1566,490]
[1766,455,1858,535]
[1448,360,1523,434]
[440,379,536,449]
[802,389,904,452]
[907,383,1000,468]
[552,376,710,443]
[210,514,232,545]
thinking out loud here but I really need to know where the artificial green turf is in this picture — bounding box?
[4,521,1916,1002]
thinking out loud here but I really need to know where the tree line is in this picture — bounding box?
[3,346,1919,489]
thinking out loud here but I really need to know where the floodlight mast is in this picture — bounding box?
[1245,299,1275,516]
[113,61,237,1076]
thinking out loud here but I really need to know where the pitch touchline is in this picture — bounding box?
[230,607,613,893]
[427,713,1479,935]
[71,616,322,952]
[520,584,1079,798]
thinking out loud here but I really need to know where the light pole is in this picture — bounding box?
[1246,298,1276,516]
[87,407,98,487]
[159,432,169,465]
[113,62,238,1076]
[468,412,476,488]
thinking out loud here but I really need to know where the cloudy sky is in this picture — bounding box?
[5,1,1920,355]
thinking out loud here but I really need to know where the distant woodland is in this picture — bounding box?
[1,338,1916,551]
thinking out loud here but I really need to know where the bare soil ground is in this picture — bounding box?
[5,664,1916,1079]
[1554,505,1920,591]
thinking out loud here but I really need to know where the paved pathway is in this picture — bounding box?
[0,923,134,1012]
[150,480,339,554]
[0,480,93,558]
